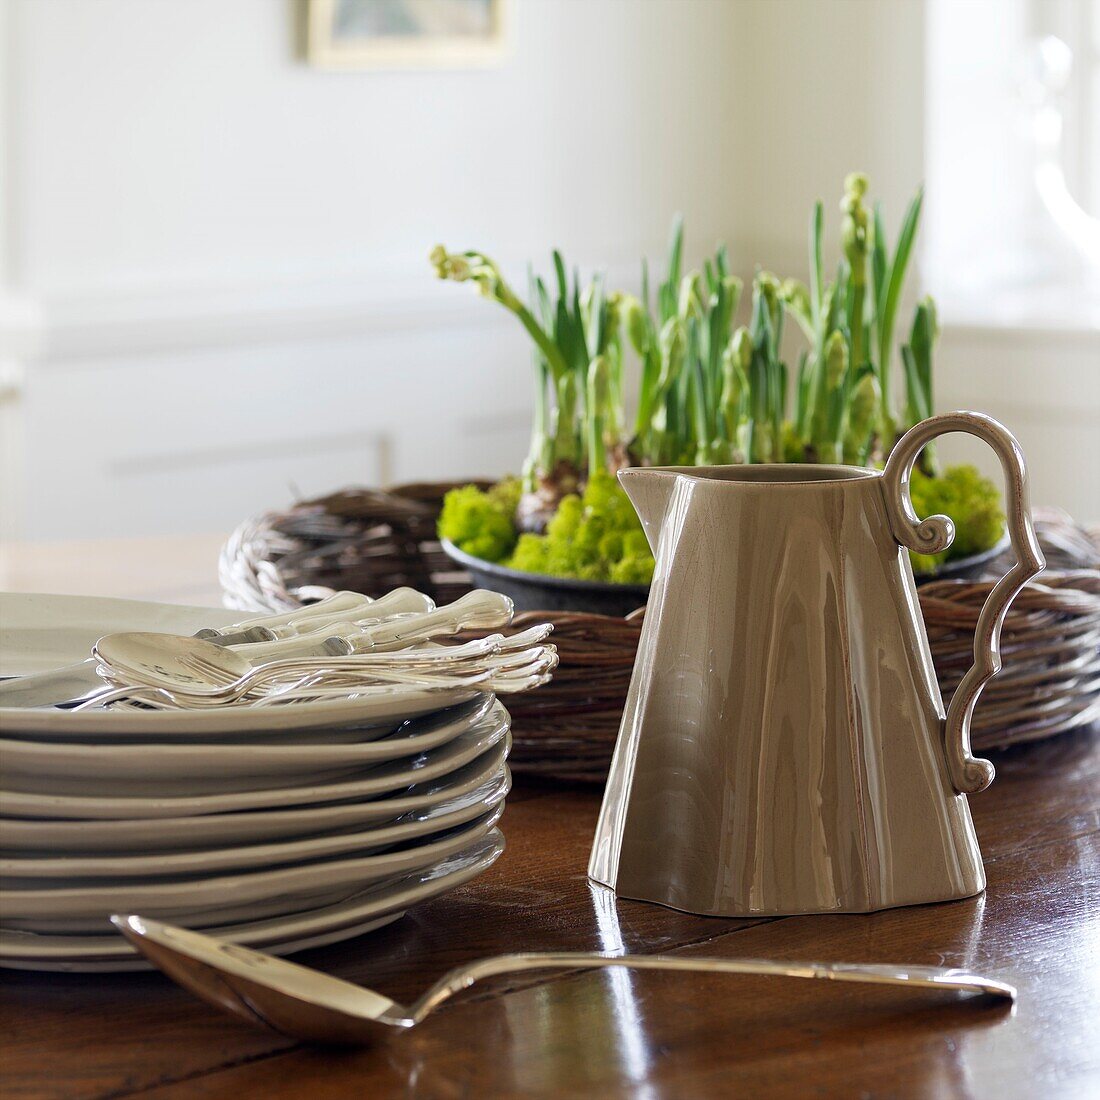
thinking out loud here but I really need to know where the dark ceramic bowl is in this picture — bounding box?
[913,532,1011,582]
[440,539,649,617]
[442,530,1009,618]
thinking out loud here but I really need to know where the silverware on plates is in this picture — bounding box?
[86,591,526,709]
[0,590,383,708]
[1,590,519,710]
[112,914,1017,1046]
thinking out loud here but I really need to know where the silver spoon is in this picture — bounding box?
[93,592,516,701]
[112,914,1016,1047]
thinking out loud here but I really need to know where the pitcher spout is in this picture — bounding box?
[618,468,679,554]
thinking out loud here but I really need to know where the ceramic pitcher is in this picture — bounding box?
[588,412,1044,916]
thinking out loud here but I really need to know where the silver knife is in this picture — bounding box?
[0,658,120,709]
[193,591,376,645]
[0,591,379,709]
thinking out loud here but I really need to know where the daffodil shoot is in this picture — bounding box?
[432,175,1004,584]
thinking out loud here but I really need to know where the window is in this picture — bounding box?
[925,0,1100,326]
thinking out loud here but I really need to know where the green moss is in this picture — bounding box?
[437,479,521,563]
[505,470,654,584]
[908,464,1006,574]
[443,464,1003,585]
[508,532,550,574]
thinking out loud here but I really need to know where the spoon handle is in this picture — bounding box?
[236,592,515,663]
[407,952,1016,1024]
[238,589,435,642]
[348,591,515,652]
[196,591,374,640]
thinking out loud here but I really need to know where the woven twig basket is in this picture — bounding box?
[219,482,491,613]
[222,492,1100,782]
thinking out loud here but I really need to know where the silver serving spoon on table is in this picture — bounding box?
[112,915,1016,1047]
[0,590,425,709]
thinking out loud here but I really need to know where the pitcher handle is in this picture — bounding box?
[882,412,1045,795]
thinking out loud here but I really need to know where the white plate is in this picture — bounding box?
[0,737,510,852]
[0,802,504,926]
[0,592,491,740]
[0,590,482,740]
[0,695,494,793]
[0,713,509,820]
[0,593,243,678]
[0,830,504,971]
[0,685,482,740]
[0,767,509,879]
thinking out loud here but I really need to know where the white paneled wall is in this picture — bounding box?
[7,293,542,538]
[0,0,745,539]
[934,326,1100,517]
[19,316,540,538]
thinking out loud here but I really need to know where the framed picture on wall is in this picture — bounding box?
[307,0,508,69]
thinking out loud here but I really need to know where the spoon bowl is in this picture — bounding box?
[96,633,254,695]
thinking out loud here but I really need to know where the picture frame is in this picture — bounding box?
[306,0,509,70]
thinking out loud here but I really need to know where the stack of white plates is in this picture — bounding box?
[0,595,512,972]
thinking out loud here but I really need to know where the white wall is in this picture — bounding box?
[7,0,748,295]
[1,0,745,539]
[728,0,927,273]
[0,0,1096,542]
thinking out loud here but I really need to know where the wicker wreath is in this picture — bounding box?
[221,491,1100,782]
[219,482,491,613]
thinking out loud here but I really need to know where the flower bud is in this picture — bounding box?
[844,172,869,200]
[849,371,879,430]
[588,354,611,406]
[780,278,810,316]
[844,370,881,462]
[919,295,939,340]
[730,326,753,371]
[429,244,452,279]
[659,317,686,385]
[754,272,782,334]
[841,174,870,272]
[721,355,742,406]
[604,292,622,331]
[622,295,648,354]
[720,347,748,430]
[824,330,848,388]
[678,273,702,319]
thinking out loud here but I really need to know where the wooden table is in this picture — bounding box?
[2,545,1098,1098]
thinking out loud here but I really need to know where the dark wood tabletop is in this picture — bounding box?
[2,728,1098,1100]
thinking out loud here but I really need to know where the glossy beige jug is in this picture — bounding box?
[589,412,1044,916]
